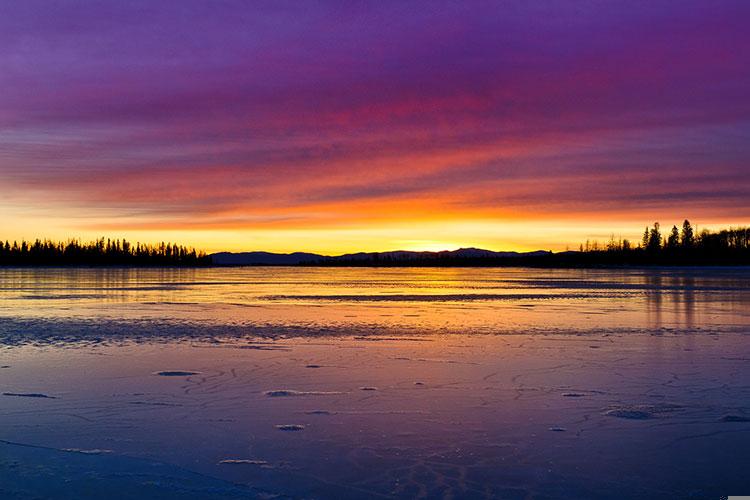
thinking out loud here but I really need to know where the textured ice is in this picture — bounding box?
[129,401,182,407]
[263,292,613,302]
[720,414,750,422]
[3,392,56,399]
[154,371,201,376]
[1,267,749,499]
[603,408,653,419]
[265,390,342,397]
[275,424,305,431]
[62,448,113,455]
[0,439,267,499]
[218,459,268,466]
[236,344,289,350]
[603,403,682,420]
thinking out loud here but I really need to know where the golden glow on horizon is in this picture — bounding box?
[2,203,746,255]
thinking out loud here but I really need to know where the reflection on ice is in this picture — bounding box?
[0,267,749,498]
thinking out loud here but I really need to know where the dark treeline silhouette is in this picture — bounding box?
[0,237,210,267]
[3,221,747,268]
[560,220,750,266]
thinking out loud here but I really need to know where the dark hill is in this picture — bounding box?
[210,248,551,266]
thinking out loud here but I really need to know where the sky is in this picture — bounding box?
[1,1,749,254]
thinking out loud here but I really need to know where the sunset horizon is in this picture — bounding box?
[3,2,749,254]
[2,2,749,499]
[2,216,744,255]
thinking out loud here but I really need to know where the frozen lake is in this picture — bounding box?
[1,267,749,498]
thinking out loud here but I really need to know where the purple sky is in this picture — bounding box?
[1,1,749,252]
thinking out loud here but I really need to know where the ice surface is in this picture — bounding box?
[0,267,749,499]
[721,415,750,422]
[264,390,342,397]
[275,424,305,431]
[3,392,56,399]
[62,448,113,455]
[217,459,269,466]
[603,403,682,420]
[0,439,267,499]
[154,371,201,377]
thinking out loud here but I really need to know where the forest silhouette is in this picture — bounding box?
[0,238,210,266]
[560,220,750,267]
[1,220,748,267]
[309,220,750,267]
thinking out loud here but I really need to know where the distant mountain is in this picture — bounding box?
[210,248,551,266]
[210,251,324,265]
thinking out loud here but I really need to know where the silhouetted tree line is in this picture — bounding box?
[565,220,750,266]
[0,237,210,266]
[307,220,750,267]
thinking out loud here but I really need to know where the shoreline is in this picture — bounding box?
[3,263,750,269]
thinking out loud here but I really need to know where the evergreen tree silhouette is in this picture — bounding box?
[647,222,662,252]
[0,237,209,266]
[667,225,680,248]
[681,219,694,248]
